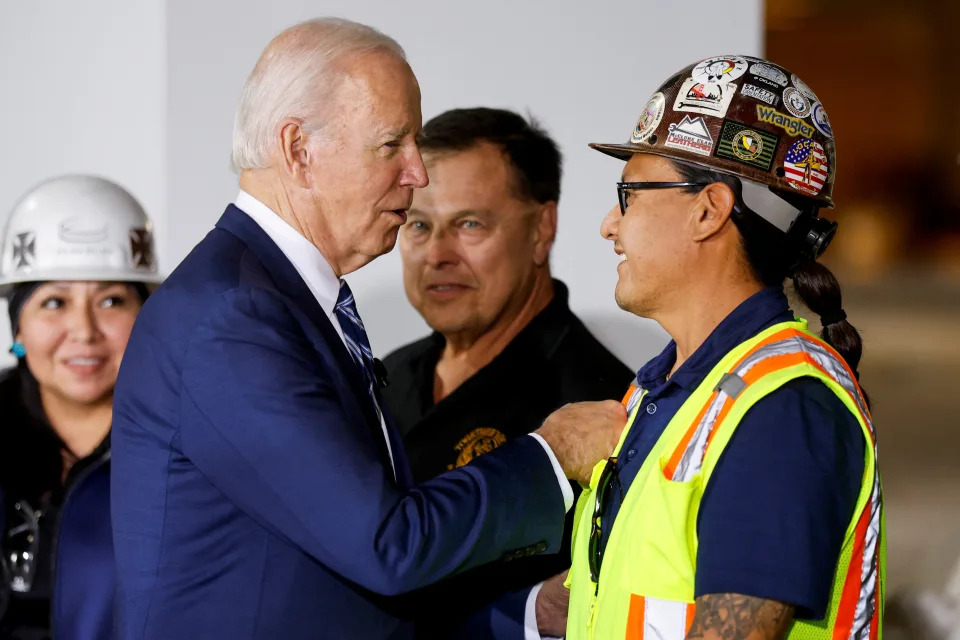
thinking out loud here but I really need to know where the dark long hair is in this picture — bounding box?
[2,280,152,483]
[0,360,63,501]
[669,160,867,387]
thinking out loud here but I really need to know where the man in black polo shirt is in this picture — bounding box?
[384,107,632,638]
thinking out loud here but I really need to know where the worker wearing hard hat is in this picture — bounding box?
[0,176,161,639]
[536,56,884,640]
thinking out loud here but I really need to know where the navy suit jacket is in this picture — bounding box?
[110,205,564,640]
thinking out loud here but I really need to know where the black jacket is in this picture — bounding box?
[0,367,112,640]
[382,280,634,637]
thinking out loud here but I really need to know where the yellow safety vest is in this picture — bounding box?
[566,320,884,640]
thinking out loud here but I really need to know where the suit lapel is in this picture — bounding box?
[215,206,399,476]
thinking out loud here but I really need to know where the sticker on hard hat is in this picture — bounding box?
[130,229,155,268]
[784,139,828,196]
[664,116,715,156]
[691,56,748,84]
[58,218,110,244]
[630,93,666,144]
[790,74,819,101]
[811,103,833,138]
[748,63,788,88]
[783,87,812,119]
[673,78,736,117]
[715,120,779,171]
[755,105,814,138]
[11,232,36,270]
[740,83,779,106]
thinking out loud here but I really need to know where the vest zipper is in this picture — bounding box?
[584,389,643,638]
[587,573,601,636]
[588,594,599,637]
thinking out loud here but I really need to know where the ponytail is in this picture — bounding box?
[791,261,864,377]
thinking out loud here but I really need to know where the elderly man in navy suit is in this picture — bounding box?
[110,18,626,640]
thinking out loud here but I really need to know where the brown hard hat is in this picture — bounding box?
[590,55,836,208]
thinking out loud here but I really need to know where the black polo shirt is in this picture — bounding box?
[382,279,633,636]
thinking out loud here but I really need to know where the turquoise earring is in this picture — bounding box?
[10,342,26,358]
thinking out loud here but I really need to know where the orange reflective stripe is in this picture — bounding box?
[804,333,871,421]
[703,391,737,451]
[774,330,874,431]
[662,394,715,479]
[779,346,874,440]
[743,350,815,383]
[833,501,872,639]
[727,328,805,370]
[663,329,806,479]
[682,351,819,473]
[625,594,646,639]
[701,347,872,468]
[622,384,638,407]
[703,352,818,451]
[685,602,696,634]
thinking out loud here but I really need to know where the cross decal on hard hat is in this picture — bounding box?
[130,228,154,268]
[12,232,36,269]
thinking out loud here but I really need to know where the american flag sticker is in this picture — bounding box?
[715,120,779,171]
[784,139,828,195]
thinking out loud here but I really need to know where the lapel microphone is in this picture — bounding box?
[373,358,390,388]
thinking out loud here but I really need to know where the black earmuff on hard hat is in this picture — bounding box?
[729,187,837,274]
[786,211,837,263]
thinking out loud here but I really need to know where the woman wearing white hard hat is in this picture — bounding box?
[0,175,161,639]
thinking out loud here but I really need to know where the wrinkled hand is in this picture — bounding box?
[535,400,627,484]
[536,570,570,637]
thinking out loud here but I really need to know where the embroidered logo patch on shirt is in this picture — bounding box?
[448,427,508,469]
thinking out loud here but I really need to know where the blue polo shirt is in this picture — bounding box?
[600,287,865,619]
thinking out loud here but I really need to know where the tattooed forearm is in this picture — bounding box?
[685,593,794,640]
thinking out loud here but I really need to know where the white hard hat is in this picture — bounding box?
[0,175,163,294]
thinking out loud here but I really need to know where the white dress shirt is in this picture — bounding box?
[235,191,571,637]
[235,190,397,477]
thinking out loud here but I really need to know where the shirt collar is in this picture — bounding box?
[636,286,795,391]
[234,190,341,316]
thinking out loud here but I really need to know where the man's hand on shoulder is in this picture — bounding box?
[535,400,627,484]
[686,593,794,640]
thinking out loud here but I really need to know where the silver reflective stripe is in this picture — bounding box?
[671,392,723,482]
[626,383,645,415]
[643,597,693,640]
[796,341,882,640]
[849,471,881,639]
[669,331,882,637]
[672,336,816,482]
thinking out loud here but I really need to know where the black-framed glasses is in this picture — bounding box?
[588,455,622,583]
[617,182,709,215]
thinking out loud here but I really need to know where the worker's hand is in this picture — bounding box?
[536,570,570,637]
[535,400,627,484]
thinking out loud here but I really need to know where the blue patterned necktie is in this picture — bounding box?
[335,280,376,384]
[335,280,396,479]
[335,279,390,427]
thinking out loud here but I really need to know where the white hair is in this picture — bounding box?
[230,18,406,173]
